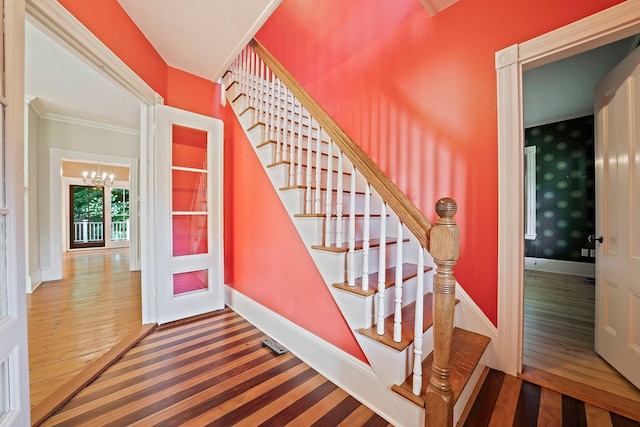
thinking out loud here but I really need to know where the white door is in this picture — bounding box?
[155,104,224,324]
[594,46,640,389]
[1,0,30,424]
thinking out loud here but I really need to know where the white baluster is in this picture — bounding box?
[296,103,304,186]
[305,118,313,213]
[376,203,387,335]
[362,183,371,291]
[259,58,266,124]
[247,49,254,109]
[324,138,333,246]
[288,98,297,186]
[274,79,282,161]
[241,48,248,105]
[348,169,357,287]
[413,249,425,396]
[335,152,344,248]
[265,69,272,140]
[314,126,323,214]
[256,54,264,122]
[393,221,404,343]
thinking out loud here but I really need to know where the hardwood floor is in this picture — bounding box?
[461,369,640,426]
[41,308,391,426]
[27,248,141,409]
[28,257,640,425]
[41,306,639,426]
[522,269,640,419]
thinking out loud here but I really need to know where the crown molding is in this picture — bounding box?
[25,96,46,117]
[40,112,140,136]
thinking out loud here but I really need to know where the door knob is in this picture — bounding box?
[588,235,603,244]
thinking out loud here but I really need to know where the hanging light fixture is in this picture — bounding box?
[82,164,114,187]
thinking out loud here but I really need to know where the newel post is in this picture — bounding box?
[425,198,459,427]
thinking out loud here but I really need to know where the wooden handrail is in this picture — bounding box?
[250,38,433,250]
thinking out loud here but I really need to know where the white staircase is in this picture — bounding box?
[222,40,491,427]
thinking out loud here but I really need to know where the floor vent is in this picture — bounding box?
[262,337,289,355]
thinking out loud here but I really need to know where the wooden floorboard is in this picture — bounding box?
[27,248,142,410]
[522,269,640,418]
[41,308,391,426]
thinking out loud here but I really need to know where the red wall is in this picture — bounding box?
[167,67,224,119]
[255,0,625,325]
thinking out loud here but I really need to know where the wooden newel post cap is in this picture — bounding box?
[435,198,457,221]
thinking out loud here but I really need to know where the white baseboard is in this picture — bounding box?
[26,269,43,293]
[224,285,406,427]
[524,257,595,277]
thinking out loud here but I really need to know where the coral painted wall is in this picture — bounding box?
[167,66,224,119]
[223,107,367,362]
[255,0,625,325]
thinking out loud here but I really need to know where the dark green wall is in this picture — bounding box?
[524,115,595,264]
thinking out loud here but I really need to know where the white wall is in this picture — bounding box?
[523,36,635,126]
[36,117,139,279]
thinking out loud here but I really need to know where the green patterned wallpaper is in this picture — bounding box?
[524,115,595,264]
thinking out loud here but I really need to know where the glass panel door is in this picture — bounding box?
[70,185,106,249]
[154,104,224,324]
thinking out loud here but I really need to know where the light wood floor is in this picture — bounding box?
[523,270,640,406]
[27,248,141,409]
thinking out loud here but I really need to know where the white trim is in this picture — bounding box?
[524,110,594,129]
[496,0,640,376]
[26,269,42,294]
[38,112,139,136]
[524,257,595,277]
[25,0,160,105]
[224,286,405,427]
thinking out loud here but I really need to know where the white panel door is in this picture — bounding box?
[594,46,640,389]
[0,0,30,424]
[155,104,224,324]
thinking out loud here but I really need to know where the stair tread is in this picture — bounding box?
[332,263,433,296]
[280,185,365,195]
[295,213,386,218]
[391,328,491,407]
[357,293,435,352]
[311,237,407,253]
[268,161,353,178]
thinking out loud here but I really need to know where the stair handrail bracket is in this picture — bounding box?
[425,198,459,427]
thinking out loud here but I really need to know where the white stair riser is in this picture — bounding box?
[330,290,375,330]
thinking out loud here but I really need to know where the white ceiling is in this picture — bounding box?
[25,0,281,130]
[117,0,281,82]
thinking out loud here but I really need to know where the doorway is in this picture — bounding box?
[69,185,105,249]
[495,0,640,408]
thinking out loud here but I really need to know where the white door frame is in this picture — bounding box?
[495,0,640,375]
[26,0,163,323]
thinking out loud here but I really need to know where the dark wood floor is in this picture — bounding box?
[41,307,640,426]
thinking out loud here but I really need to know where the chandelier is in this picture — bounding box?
[82,168,115,187]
